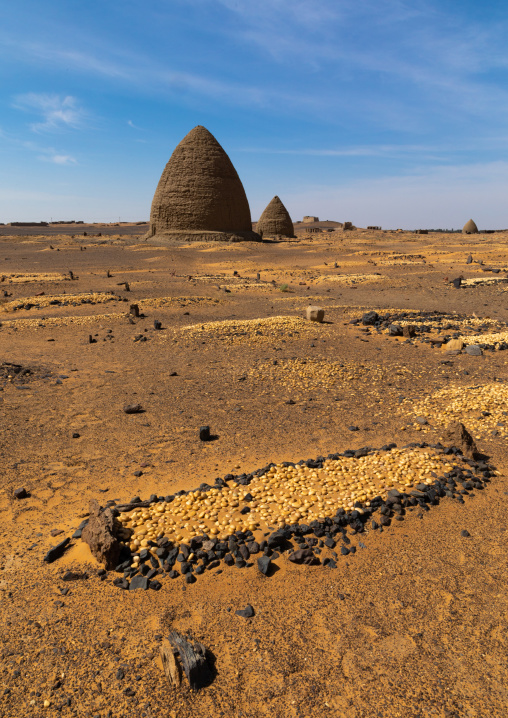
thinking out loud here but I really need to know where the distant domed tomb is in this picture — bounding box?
[256,196,294,238]
[146,126,260,242]
[462,219,478,234]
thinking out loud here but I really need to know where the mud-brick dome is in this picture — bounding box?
[148,126,255,239]
[256,196,294,237]
[462,219,478,234]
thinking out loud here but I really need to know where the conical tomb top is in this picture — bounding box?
[256,195,294,237]
[148,126,254,237]
[462,219,478,234]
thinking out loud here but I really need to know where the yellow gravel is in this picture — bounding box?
[116,448,456,553]
[180,315,318,343]
[247,358,409,392]
[0,272,69,283]
[0,292,122,312]
[461,276,508,287]
[404,383,508,438]
[0,313,125,328]
[316,273,383,285]
[140,296,221,308]
[459,331,508,349]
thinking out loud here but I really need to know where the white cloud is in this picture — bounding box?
[12,93,86,132]
[0,129,79,166]
[0,39,322,114]
[39,153,77,165]
[240,144,444,159]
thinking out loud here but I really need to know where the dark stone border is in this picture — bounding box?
[73,441,495,590]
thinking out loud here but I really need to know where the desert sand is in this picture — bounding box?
[1,224,508,718]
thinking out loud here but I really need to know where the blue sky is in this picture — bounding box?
[2,0,508,228]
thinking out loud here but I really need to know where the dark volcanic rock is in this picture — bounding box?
[199,425,211,441]
[43,537,71,563]
[257,555,272,575]
[362,311,379,325]
[129,576,149,590]
[235,604,255,618]
[123,404,144,414]
[289,548,319,565]
[81,499,121,570]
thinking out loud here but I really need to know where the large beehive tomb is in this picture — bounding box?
[147,125,260,242]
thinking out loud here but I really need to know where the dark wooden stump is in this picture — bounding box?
[160,631,212,690]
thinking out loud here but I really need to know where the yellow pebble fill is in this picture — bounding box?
[116,447,455,552]
[405,383,508,438]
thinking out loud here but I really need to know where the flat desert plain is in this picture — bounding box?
[1,225,508,718]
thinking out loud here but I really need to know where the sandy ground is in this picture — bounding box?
[1,227,508,718]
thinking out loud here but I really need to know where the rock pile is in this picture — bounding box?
[354,309,508,351]
[256,196,294,238]
[146,125,260,243]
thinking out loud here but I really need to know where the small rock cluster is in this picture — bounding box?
[355,310,508,352]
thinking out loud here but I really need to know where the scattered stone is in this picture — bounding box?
[72,432,80,439]
[443,339,464,352]
[123,404,144,414]
[113,578,129,590]
[62,570,85,581]
[129,575,149,591]
[415,416,428,425]
[199,425,211,441]
[288,548,319,565]
[43,537,71,564]
[465,345,482,356]
[461,529,471,537]
[13,487,28,499]
[81,499,121,570]
[441,422,479,459]
[306,305,325,323]
[388,324,403,336]
[257,555,272,575]
[362,311,379,325]
[402,325,416,338]
[235,604,255,618]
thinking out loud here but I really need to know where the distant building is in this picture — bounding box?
[8,221,48,227]
[302,216,319,223]
[462,219,478,234]
[257,196,294,238]
[367,226,381,230]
